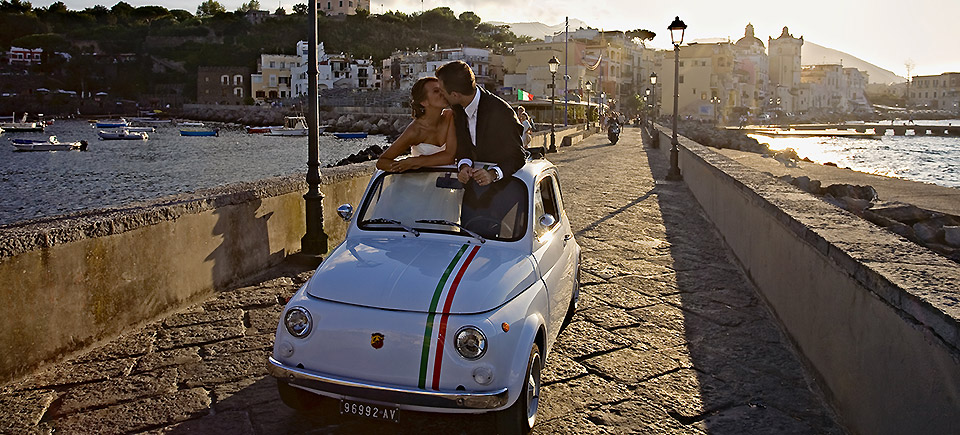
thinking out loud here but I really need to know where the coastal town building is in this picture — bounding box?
[321,0,370,16]
[291,41,381,97]
[197,66,251,104]
[910,72,960,111]
[6,46,42,65]
[732,24,769,116]
[382,50,431,90]
[250,53,298,102]
[659,41,739,122]
[768,27,803,113]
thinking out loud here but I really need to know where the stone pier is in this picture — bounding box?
[0,127,844,434]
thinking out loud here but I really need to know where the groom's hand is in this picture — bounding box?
[472,168,495,186]
[457,165,473,184]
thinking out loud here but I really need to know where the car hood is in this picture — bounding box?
[306,236,538,314]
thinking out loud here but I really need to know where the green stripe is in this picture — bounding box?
[418,244,469,389]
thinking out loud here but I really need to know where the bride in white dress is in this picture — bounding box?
[377,76,457,172]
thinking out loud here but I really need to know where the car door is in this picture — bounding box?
[532,171,577,343]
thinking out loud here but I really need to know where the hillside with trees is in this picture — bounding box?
[0,0,527,112]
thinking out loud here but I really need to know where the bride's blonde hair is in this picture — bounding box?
[410,76,438,118]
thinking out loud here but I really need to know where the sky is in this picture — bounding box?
[43,0,960,77]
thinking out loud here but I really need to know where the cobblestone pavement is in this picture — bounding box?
[1,127,845,434]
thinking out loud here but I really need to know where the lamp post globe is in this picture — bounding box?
[666,16,686,181]
[548,56,559,150]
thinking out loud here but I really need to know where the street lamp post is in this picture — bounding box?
[301,0,327,258]
[549,56,559,150]
[644,88,651,131]
[666,16,686,181]
[710,96,721,125]
[650,72,658,145]
[585,80,593,129]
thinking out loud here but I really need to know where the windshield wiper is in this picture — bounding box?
[415,219,485,243]
[360,218,419,237]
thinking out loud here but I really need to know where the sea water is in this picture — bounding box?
[750,119,960,189]
[0,119,387,226]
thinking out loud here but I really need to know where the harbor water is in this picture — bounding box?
[750,119,960,189]
[0,119,388,226]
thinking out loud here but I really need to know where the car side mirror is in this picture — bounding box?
[337,204,354,221]
[539,213,556,228]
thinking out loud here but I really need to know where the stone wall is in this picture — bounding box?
[651,125,960,434]
[0,162,375,383]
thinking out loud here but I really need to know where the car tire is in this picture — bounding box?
[495,343,541,435]
[277,380,323,412]
[559,265,580,334]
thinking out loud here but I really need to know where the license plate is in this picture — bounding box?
[340,398,399,423]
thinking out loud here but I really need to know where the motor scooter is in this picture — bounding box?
[607,122,621,144]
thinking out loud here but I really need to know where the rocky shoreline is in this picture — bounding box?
[674,122,960,264]
[179,106,411,138]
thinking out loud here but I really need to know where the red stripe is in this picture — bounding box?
[431,245,480,390]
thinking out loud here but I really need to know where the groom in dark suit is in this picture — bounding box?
[436,60,528,237]
[435,60,526,187]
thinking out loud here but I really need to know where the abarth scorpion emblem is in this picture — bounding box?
[371,333,384,349]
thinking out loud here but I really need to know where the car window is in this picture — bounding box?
[534,175,560,239]
[358,169,528,242]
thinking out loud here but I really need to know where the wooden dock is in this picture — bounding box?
[730,123,960,137]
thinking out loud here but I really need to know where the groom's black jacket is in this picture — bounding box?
[453,86,526,179]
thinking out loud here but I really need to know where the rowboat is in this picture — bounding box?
[246,125,281,134]
[98,129,148,140]
[264,116,311,136]
[11,136,88,151]
[332,132,368,139]
[95,118,128,128]
[180,128,219,137]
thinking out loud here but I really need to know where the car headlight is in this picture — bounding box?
[284,307,312,338]
[454,326,487,360]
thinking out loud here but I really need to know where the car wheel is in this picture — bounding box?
[277,380,323,412]
[495,343,541,434]
[559,265,580,334]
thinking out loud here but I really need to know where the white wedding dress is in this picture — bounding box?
[411,143,445,156]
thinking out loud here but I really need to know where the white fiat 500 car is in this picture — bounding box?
[268,159,580,434]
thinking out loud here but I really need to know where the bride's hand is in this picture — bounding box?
[391,159,418,172]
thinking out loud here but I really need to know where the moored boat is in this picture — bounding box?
[95,118,128,128]
[1,113,44,132]
[11,136,88,151]
[180,128,219,137]
[263,116,318,136]
[246,125,282,134]
[98,129,148,140]
[332,132,368,139]
[125,126,156,133]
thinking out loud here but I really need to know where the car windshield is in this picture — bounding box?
[358,169,528,242]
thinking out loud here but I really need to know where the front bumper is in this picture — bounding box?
[267,357,509,410]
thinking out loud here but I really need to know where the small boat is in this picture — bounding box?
[11,136,88,151]
[1,113,44,132]
[180,128,219,137]
[95,118,128,128]
[130,117,172,124]
[264,116,315,136]
[246,125,281,134]
[178,121,206,127]
[125,126,156,133]
[333,132,368,139]
[98,129,148,140]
